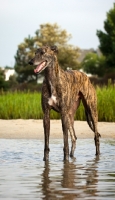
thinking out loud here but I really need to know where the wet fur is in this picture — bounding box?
[29,45,100,161]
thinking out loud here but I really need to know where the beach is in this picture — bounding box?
[0,119,115,139]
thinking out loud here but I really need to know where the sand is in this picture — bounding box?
[0,119,115,139]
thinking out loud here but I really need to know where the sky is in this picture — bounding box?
[0,0,115,67]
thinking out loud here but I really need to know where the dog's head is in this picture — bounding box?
[29,45,58,74]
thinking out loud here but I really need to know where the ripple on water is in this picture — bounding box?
[0,139,115,199]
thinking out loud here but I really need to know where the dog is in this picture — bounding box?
[29,45,100,161]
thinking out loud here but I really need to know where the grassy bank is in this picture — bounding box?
[0,84,115,121]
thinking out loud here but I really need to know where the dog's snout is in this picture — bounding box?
[28,59,33,65]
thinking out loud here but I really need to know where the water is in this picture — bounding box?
[0,139,115,200]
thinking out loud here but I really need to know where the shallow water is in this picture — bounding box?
[0,139,115,200]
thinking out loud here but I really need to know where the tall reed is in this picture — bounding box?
[0,91,42,119]
[96,82,115,122]
[0,83,115,121]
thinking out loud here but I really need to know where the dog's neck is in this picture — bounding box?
[44,56,61,82]
[44,56,62,96]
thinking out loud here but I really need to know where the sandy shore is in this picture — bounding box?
[0,119,115,139]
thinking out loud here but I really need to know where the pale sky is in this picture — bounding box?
[0,0,115,67]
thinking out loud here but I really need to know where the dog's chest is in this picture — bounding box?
[48,94,58,106]
[48,81,59,107]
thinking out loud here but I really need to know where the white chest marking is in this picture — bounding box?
[51,95,57,103]
[48,95,57,106]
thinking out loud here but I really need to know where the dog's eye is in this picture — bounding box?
[41,49,46,55]
[35,48,46,55]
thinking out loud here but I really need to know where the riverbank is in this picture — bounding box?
[0,120,115,139]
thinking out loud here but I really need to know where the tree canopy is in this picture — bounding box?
[82,52,105,77]
[14,23,80,83]
[82,3,115,78]
[96,3,115,72]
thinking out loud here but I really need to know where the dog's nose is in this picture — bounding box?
[28,60,33,65]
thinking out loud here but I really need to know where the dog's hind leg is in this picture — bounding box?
[88,103,100,155]
[68,116,77,158]
[69,123,76,158]
[62,115,77,159]
[90,110,100,155]
[90,108,100,155]
[81,88,101,155]
[69,98,81,158]
[87,107,100,155]
[82,95,100,155]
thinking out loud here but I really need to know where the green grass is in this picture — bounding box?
[0,90,60,120]
[0,83,115,121]
[96,83,115,122]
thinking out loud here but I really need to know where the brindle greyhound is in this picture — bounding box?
[29,45,101,161]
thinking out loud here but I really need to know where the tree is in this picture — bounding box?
[97,3,115,72]
[0,68,9,90]
[57,45,80,70]
[15,35,36,83]
[82,52,106,77]
[14,23,80,82]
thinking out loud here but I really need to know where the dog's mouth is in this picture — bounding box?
[34,61,47,74]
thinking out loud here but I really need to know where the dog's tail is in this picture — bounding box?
[80,91,101,137]
[85,109,101,137]
[85,109,94,132]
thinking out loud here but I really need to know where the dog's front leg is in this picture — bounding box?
[61,113,69,161]
[43,110,50,161]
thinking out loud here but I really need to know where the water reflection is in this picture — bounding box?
[41,161,51,199]
[0,139,115,199]
[40,156,101,199]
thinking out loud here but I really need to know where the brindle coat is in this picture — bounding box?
[29,45,100,161]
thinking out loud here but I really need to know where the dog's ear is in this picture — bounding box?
[50,45,58,54]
